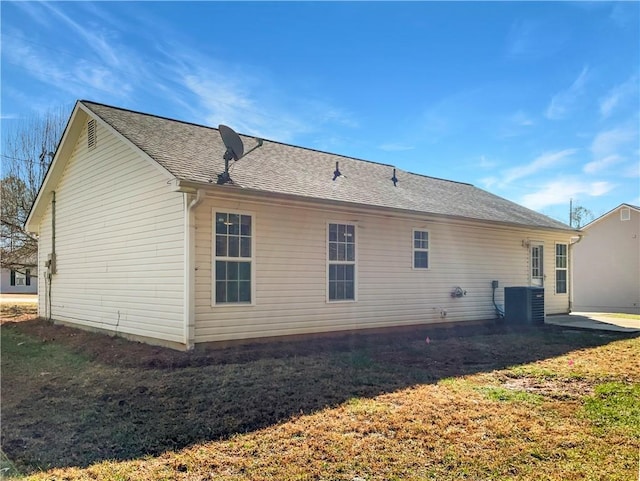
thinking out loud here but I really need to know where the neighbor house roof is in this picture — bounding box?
[33,100,577,232]
[580,203,640,230]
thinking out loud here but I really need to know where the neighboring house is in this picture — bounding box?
[0,255,38,294]
[572,204,640,314]
[26,101,578,349]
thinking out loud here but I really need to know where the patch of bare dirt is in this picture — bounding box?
[501,377,595,400]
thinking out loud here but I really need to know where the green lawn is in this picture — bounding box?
[2,318,638,480]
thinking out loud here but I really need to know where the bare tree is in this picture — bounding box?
[570,205,594,229]
[1,106,69,272]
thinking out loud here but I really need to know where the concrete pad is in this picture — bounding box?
[546,312,640,333]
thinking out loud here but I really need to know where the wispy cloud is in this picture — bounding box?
[583,154,623,174]
[497,110,536,139]
[521,178,614,210]
[590,125,637,159]
[599,74,639,119]
[503,148,578,184]
[505,19,566,60]
[3,2,358,145]
[545,67,589,120]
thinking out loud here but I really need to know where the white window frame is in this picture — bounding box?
[412,229,430,270]
[326,221,357,303]
[555,243,568,295]
[211,209,256,307]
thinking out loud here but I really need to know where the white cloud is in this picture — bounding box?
[583,154,623,174]
[599,75,639,119]
[590,125,637,159]
[545,67,589,120]
[521,179,614,210]
[510,110,535,127]
[503,148,577,183]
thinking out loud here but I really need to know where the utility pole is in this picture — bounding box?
[569,198,573,228]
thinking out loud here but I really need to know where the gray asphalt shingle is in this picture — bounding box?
[82,101,573,231]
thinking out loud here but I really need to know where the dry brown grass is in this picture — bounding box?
[2,317,638,480]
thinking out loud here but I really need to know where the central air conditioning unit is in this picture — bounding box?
[504,287,545,324]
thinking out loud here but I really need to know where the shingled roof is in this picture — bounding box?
[82,100,573,231]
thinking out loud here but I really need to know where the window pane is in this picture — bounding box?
[216,213,228,234]
[345,281,354,300]
[329,264,337,281]
[216,235,227,257]
[337,264,345,280]
[414,251,428,269]
[240,237,251,257]
[227,282,239,302]
[216,281,227,303]
[228,214,240,235]
[215,261,226,280]
[240,215,252,236]
[337,243,346,261]
[345,265,354,281]
[336,281,345,300]
[228,236,239,257]
[227,262,239,280]
[556,270,567,294]
[239,281,251,302]
[329,224,337,242]
[346,244,354,262]
[239,261,251,281]
[337,224,345,240]
[346,224,355,241]
[329,243,337,261]
[329,281,337,300]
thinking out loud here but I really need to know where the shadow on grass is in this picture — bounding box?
[2,318,637,473]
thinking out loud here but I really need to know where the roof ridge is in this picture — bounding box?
[81,99,219,133]
[81,100,474,188]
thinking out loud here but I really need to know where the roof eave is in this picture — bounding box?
[173,179,579,234]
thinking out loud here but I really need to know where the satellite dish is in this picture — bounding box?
[216,124,263,184]
[219,124,244,161]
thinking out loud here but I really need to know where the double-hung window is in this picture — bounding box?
[328,223,356,301]
[413,230,429,269]
[214,212,253,304]
[555,243,568,294]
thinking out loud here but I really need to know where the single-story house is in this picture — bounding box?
[26,100,579,349]
[572,203,640,314]
[0,253,38,295]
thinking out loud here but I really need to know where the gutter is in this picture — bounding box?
[568,233,585,313]
[184,189,205,349]
[171,179,578,235]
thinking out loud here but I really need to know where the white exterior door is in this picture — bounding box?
[530,243,544,287]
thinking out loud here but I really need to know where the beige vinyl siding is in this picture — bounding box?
[194,193,572,343]
[573,207,640,314]
[36,119,185,342]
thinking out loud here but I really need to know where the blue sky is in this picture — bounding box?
[2,1,638,224]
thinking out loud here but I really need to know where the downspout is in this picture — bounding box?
[568,234,584,313]
[184,189,204,349]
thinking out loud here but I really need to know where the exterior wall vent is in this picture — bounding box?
[620,207,630,221]
[87,119,97,150]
